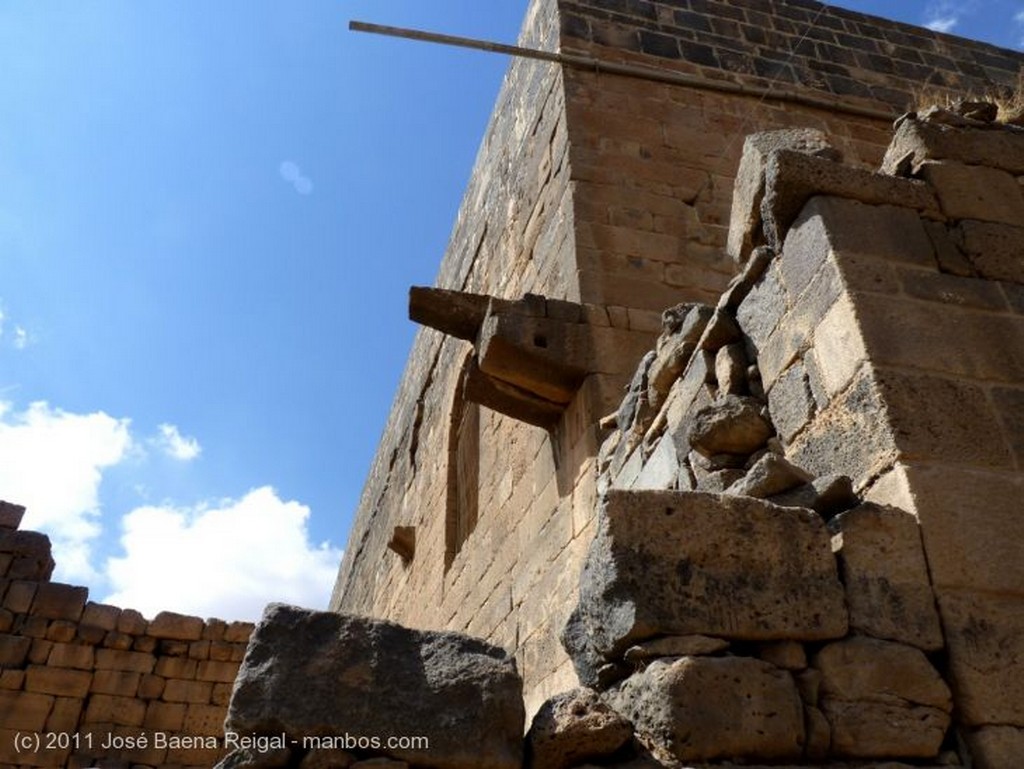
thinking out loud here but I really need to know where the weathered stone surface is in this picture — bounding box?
[0,529,55,580]
[647,339,694,406]
[768,362,815,443]
[300,749,357,768]
[831,504,943,651]
[688,394,773,456]
[525,688,633,769]
[922,161,1024,225]
[715,343,747,395]
[631,437,679,492]
[725,453,811,499]
[939,590,1024,726]
[814,637,952,759]
[967,725,1024,769]
[719,246,776,312]
[957,219,1024,285]
[761,150,940,251]
[623,634,729,663]
[606,656,804,763]
[728,128,840,264]
[563,490,846,683]
[0,501,25,531]
[882,117,1024,176]
[617,352,656,432]
[756,641,807,671]
[803,705,830,762]
[698,308,742,352]
[226,605,524,769]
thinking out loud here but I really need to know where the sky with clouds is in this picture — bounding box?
[0,1,1021,623]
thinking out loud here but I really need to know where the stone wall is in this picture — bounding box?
[0,502,253,769]
[332,0,1024,718]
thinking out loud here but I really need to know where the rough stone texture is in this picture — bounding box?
[564,490,847,685]
[688,394,773,456]
[606,656,804,763]
[957,219,1024,284]
[622,634,728,663]
[728,129,840,264]
[227,604,524,769]
[525,687,633,769]
[814,637,952,759]
[921,160,1024,225]
[726,453,811,499]
[831,503,943,651]
[939,590,1024,727]
[883,115,1024,176]
[967,725,1024,769]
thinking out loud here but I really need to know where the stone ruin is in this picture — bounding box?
[207,106,1024,769]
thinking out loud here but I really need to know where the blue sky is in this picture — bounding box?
[0,0,1019,621]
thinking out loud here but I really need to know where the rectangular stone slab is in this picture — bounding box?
[573,490,847,661]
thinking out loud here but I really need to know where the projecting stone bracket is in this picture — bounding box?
[410,286,592,428]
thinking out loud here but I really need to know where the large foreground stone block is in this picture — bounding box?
[563,491,846,684]
[606,656,804,763]
[226,605,524,769]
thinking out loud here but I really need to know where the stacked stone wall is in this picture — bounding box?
[0,502,253,769]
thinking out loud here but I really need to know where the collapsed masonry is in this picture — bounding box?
[214,108,1024,769]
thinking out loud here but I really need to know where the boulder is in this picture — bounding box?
[814,637,952,759]
[725,453,812,498]
[688,394,773,456]
[562,490,847,685]
[606,656,804,763]
[525,688,633,769]
[226,605,524,769]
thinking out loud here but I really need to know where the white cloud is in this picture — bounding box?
[154,423,201,461]
[925,16,958,33]
[279,160,314,195]
[13,326,29,350]
[103,487,342,621]
[0,401,132,582]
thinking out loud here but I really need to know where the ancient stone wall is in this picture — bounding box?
[0,502,253,769]
[332,0,1024,718]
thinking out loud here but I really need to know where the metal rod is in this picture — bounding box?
[349,20,897,122]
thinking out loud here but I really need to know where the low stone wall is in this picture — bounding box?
[0,501,253,769]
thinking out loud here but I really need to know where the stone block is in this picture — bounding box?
[957,219,1024,285]
[897,267,1007,311]
[0,689,54,730]
[84,693,147,727]
[28,638,53,664]
[45,696,83,732]
[197,659,239,683]
[939,590,1024,726]
[688,394,773,456]
[4,579,37,613]
[138,673,165,699]
[25,665,92,698]
[31,582,88,622]
[149,610,205,641]
[631,436,679,492]
[606,656,804,763]
[922,161,1024,224]
[760,150,940,251]
[525,687,632,769]
[787,367,897,487]
[95,648,156,674]
[767,362,814,443]
[564,490,846,684]
[904,465,1024,595]
[736,261,787,350]
[727,128,840,264]
[756,641,806,671]
[144,700,187,731]
[226,606,524,769]
[882,116,1024,176]
[814,637,951,759]
[0,632,31,666]
[967,725,1024,769]
[116,608,148,634]
[163,678,214,703]
[831,503,943,651]
[184,701,228,735]
[714,343,746,395]
[812,294,867,399]
[91,669,142,697]
[854,291,1024,384]
[45,620,77,643]
[623,634,729,663]
[725,453,811,499]
[0,530,54,580]
[81,601,121,631]
[105,630,135,650]
[0,501,25,530]
[48,641,95,670]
